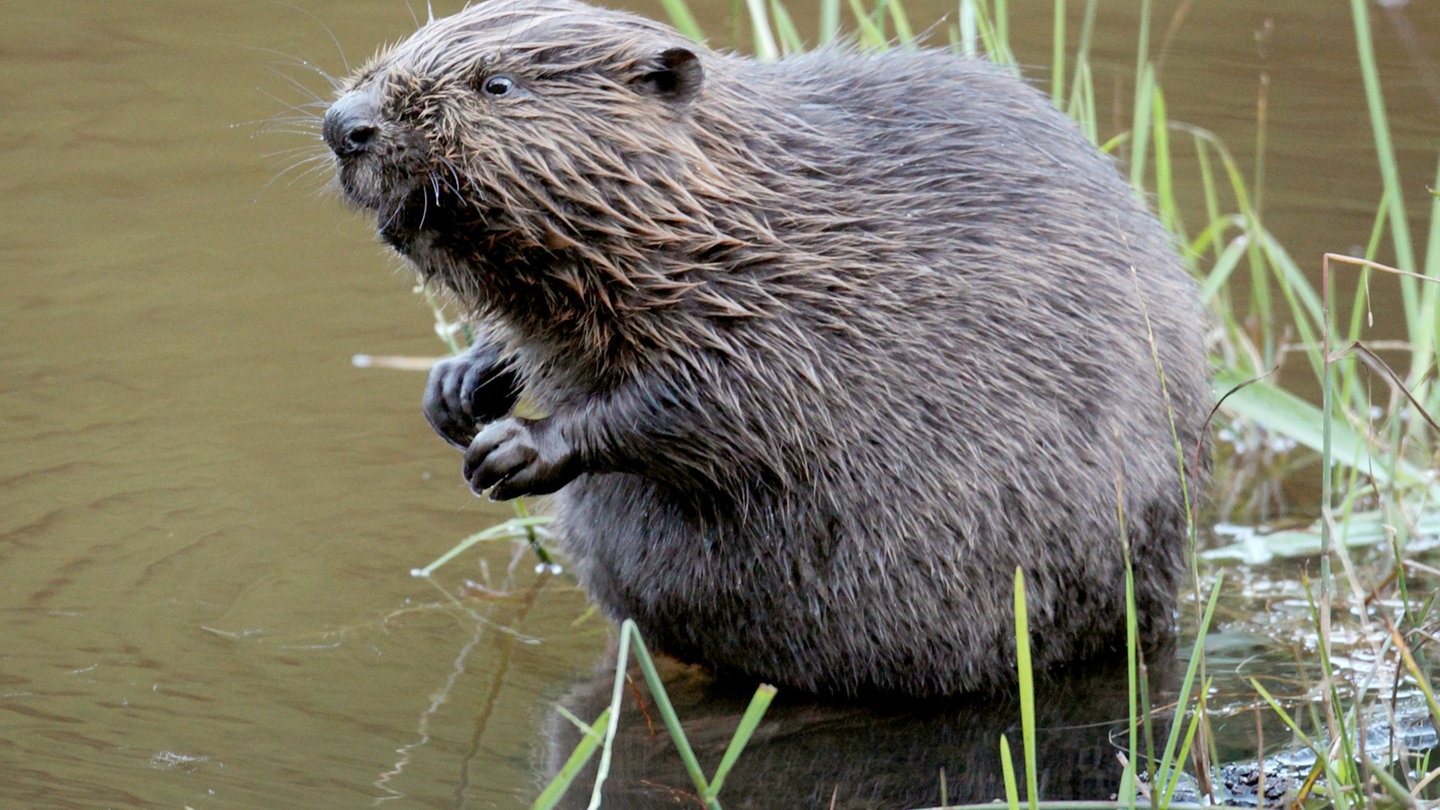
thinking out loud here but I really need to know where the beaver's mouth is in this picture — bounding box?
[373,187,492,277]
[375,190,435,254]
[331,154,449,256]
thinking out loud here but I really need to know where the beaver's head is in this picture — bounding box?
[322,0,714,304]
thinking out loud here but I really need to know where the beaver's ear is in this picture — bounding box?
[630,47,702,104]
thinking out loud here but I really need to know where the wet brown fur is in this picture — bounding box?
[324,0,1211,698]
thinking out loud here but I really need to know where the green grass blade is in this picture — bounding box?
[1159,680,1210,807]
[744,0,778,60]
[657,0,705,41]
[625,622,714,804]
[1213,367,1430,488]
[1349,0,1415,283]
[958,0,979,57]
[999,733,1021,810]
[704,684,778,800]
[531,708,611,810]
[1122,530,1146,810]
[1150,84,1179,237]
[1414,154,1440,413]
[1195,226,1249,302]
[413,516,554,577]
[768,0,803,55]
[1050,0,1065,108]
[586,623,635,810]
[884,0,915,47]
[1013,568,1039,810]
[994,0,1009,59]
[818,0,841,44]
[1154,575,1222,802]
[1127,64,1155,193]
[1066,59,1097,144]
[846,0,886,48]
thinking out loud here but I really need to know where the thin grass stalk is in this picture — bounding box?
[744,0,778,59]
[883,0,915,46]
[1319,273,1347,795]
[1160,696,1208,807]
[586,623,635,810]
[1126,65,1154,193]
[1153,576,1222,801]
[994,0,1008,60]
[1321,254,1338,603]
[1121,509,1143,809]
[1150,85,1179,238]
[656,0,705,41]
[704,684,778,801]
[1050,0,1065,108]
[818,0,840,44]
[1418,155,1440,415]
[509,497,555,569]
[1128,258,1208,804]
[1349,0,1416,286]
[1069,60,1097,145]
[1251,73,1267,220]
[999,734,1021,810]
[1013,567,1039,810]
[1195,229,1248,303]
[414,516,553,577]
[1386,617,1440,733]
[845,0,885,48]
[960,0,1016,68]
[768,0,804,55]
[624,621,717,807]
[1193,137,1223,263]
[532,708,611,810]
[1068,0,1099,109]
[1252,680,1352,802]
[1362,756,1417,806]
[958,0,979,58]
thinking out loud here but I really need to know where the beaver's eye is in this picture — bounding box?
[483,76,515,97]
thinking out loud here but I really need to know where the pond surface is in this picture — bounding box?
[2,1,1438,807]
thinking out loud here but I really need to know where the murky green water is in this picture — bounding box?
[2,1,1437,807]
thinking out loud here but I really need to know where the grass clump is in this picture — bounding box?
[530,620,778,810]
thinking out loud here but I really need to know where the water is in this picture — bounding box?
[2,1,1437,807]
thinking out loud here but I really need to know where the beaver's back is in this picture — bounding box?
[553,53,1208,698]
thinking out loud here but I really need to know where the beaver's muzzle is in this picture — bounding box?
[323,91,380,159]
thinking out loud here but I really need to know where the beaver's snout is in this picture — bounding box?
[323,91,380,158]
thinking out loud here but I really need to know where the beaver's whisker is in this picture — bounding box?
[266,5,352,77]
[434,157,465,197]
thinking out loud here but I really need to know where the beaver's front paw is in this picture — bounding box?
[463,417,581,500]
[422,344,521,449]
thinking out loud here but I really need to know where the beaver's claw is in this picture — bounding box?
[422,344,521,449]
[463,417,581,500]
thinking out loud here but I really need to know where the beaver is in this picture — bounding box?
[321,0,1210,698]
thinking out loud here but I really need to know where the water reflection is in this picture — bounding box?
[542,649,1177,808]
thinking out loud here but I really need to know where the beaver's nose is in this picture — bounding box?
[323,92,380,158]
